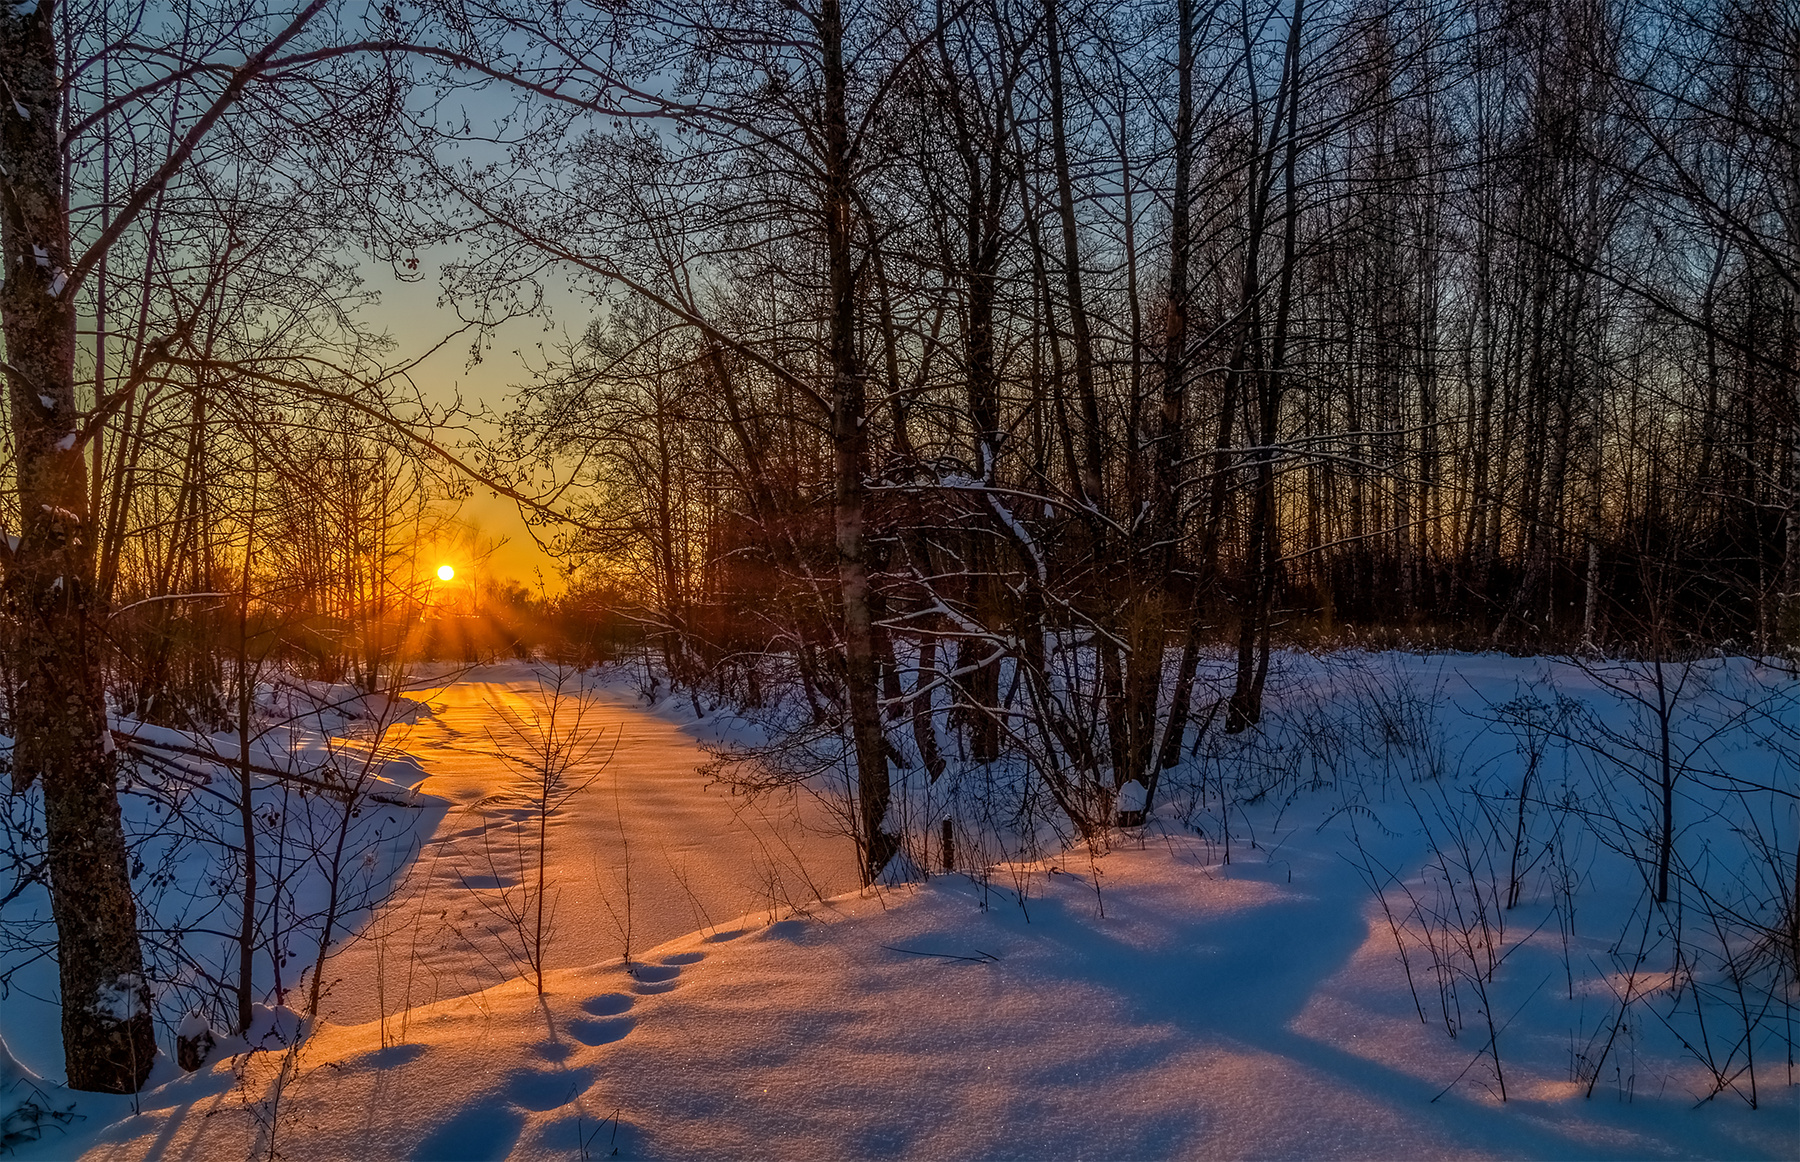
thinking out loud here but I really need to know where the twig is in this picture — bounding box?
[879,944,999,963]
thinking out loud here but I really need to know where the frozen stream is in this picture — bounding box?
[315,664,861,1027]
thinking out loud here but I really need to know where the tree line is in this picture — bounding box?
[499,0,1796,872]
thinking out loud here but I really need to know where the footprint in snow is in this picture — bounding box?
[504,1064,601,1111]
[453,873,515,890]
[567,1016,635,1046]
[413,1106,524,1161]
[628,962,684,994]
[761,919,809,942]
[532,1039,576,1061]
[580,992,635,1016]
[346,1042,429,1071]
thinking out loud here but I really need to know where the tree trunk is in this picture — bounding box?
[1227,0,1304,732]
[1045,0,1130,783]
[235,471,259,1036]
[821,0,895,881]
[1147,0,1197,785]
[1,2,155,1092]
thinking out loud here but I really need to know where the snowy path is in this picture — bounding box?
[314,665,861,1027]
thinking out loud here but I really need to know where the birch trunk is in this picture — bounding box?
[1,1,155,1092]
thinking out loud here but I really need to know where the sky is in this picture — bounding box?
[366,259,584,593]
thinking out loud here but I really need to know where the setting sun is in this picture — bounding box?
[436,565,455,581]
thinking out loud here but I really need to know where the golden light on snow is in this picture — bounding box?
[437,565,455,582]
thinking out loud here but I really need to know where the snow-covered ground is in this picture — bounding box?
[2,677,449,1102]
[3,652,1796,1159]
[315,664,860,1026]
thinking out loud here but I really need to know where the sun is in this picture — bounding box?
[437,564,455,582]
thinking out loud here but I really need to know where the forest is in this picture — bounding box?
[0,0,1795,1154]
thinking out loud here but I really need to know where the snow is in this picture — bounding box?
[1,652,1794,1158]
[10,842,1793,1159]
[1115,778,1147,813]
[986,490,1046,582]
[109,714,430,796]
[90,975,144,1023]
[174,1010,211,1041]
[312,664,859,1025]
[0,1039,75,1155]
[875,849,924,886]
[258,676,431,736]
[2,680,450,1103]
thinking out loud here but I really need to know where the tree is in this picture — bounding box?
[2,0,425,1090]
